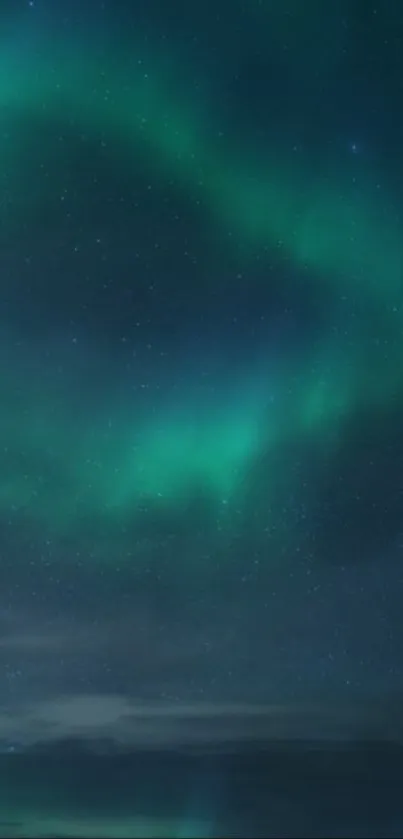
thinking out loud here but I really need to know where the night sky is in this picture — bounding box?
[2,0,403,738]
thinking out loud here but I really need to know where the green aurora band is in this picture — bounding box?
[0,18,402,553]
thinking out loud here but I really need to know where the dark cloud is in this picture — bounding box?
[1,695,403,753]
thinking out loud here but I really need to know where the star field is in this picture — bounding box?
[1,0,403,711]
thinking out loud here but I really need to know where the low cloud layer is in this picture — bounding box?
[1,694,403,753]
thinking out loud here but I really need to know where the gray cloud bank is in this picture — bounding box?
[1,694,403,753]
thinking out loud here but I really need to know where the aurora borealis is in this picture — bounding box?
[2,0,403,711]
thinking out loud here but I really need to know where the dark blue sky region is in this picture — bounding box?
[1,0,403,720]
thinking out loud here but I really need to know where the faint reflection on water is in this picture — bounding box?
[1,744,403,838]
